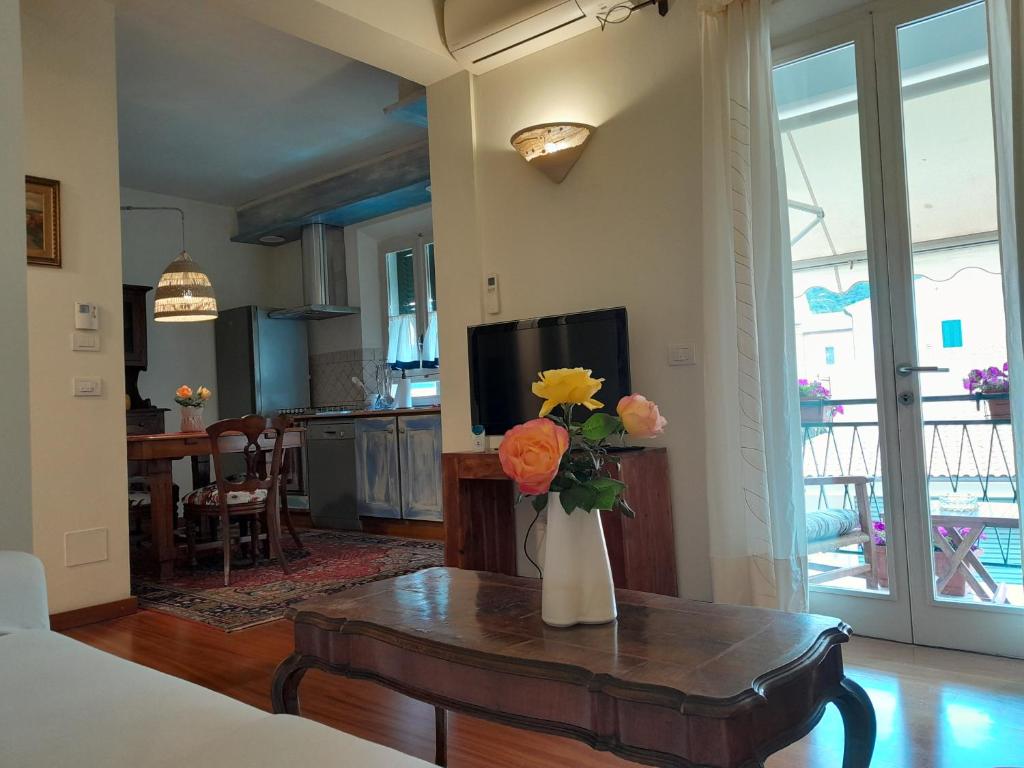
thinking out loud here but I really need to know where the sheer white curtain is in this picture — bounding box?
[387,314,419,368]
[987,0,1024,560]
[699,0,807,610]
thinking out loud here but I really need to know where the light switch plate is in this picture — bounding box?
[65,527,108,567]
[668,343,697,366]
[73,377,103,397]
[72,332,100,352]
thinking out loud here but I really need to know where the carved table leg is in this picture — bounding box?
[435,707,447,766]
[834,677,876,768]
[271,652,312,715]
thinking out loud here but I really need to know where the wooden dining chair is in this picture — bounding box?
[183,415,292,586]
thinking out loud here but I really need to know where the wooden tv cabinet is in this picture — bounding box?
[442,448,678,596]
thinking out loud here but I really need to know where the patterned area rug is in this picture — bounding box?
[132,531,444,632]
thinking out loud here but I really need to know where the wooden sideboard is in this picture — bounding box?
[442,448,678,596]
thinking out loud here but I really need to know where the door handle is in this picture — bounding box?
[896,364,950,377]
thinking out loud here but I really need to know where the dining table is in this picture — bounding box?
[126,427,305,580]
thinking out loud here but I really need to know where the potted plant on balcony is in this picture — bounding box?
[964,363,1010,420]
[798,378,844,424]
[870,521,984,597]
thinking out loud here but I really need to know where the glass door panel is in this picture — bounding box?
[775,44,892,597]
[893,3,1022,610]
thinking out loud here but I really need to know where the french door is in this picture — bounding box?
[775,0,1024,657]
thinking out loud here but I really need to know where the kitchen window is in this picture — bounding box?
[385,236,438,373]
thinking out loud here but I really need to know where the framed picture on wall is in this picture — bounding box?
[25,175,61,268]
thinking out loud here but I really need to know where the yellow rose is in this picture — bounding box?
[197,386,212,401]
[175,385,192,399]
[531,368,604,418]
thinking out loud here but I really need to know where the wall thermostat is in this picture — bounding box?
[485,273,500,315]
[75,302,99,330]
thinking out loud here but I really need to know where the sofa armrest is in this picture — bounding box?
[0,551,49,633]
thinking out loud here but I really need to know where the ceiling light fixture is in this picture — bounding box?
[121,205,218,322]
[511,123,595,184]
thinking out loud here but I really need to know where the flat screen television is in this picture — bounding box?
[468,307,631,435]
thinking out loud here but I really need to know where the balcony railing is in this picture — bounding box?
[801,393,1020,572]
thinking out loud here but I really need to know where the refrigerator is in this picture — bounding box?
[214,306,310,418]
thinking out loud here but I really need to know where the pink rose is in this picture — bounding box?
[498,418,569,495]
[616,394,667,438]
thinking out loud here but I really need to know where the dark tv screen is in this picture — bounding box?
[468,307,631,435]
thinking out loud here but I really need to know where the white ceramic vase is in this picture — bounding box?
[180,405,204,433]
[540,492,617,628]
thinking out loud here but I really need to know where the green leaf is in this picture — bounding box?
[587,477,626,510]
[560,482,598,514]
[581,413,622,442]
[549,468,581,493]
[531,493,549,513]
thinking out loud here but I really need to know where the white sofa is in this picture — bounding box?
[0,551,432,768]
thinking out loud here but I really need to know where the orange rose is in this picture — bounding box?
[498,418,569,495]
[617,394,667,438]
[176,385,193,399]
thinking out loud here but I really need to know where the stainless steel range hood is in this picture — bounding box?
[268,223,359,320]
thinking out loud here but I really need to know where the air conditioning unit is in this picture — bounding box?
[444,0,627,75]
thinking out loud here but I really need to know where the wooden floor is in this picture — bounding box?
[66,610,1024,768]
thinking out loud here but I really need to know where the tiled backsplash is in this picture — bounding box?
[309,348,389,406]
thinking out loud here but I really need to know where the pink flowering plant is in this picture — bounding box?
[963,363,1009,395]
[871,521,984,551]
[798,378,844,415]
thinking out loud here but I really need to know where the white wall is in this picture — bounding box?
[0,0,32,552]
[427,7,712,599]
[22,0,130,613]
[121,187,302,493]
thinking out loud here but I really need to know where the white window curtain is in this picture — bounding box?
[987,0,1024,547]
[387,314,419,369]
[422,311,439,367]
[699,0,807,611]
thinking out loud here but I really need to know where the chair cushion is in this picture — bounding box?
[183,483,268,508]
[129,491,151,508]
[806,507,860,543]
[128,475,151,508]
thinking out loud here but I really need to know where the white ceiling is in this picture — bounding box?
[115,0,427,207]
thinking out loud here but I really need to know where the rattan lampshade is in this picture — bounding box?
[510,123,595,183]
[153,250,218,322]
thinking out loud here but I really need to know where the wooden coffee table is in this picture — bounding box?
[271,568,874,768]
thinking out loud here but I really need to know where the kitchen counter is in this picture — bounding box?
[292,406,441,421]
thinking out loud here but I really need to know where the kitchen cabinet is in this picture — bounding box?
[398,414,443,521]
[355,417,401,519]
[356,413,442,521]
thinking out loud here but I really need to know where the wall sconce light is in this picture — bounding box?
[510,123,595,184]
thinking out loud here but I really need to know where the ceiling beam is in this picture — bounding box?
[206,0,460,85]
[233,141,431,244]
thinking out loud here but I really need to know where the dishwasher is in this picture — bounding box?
[306,420,361,531]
